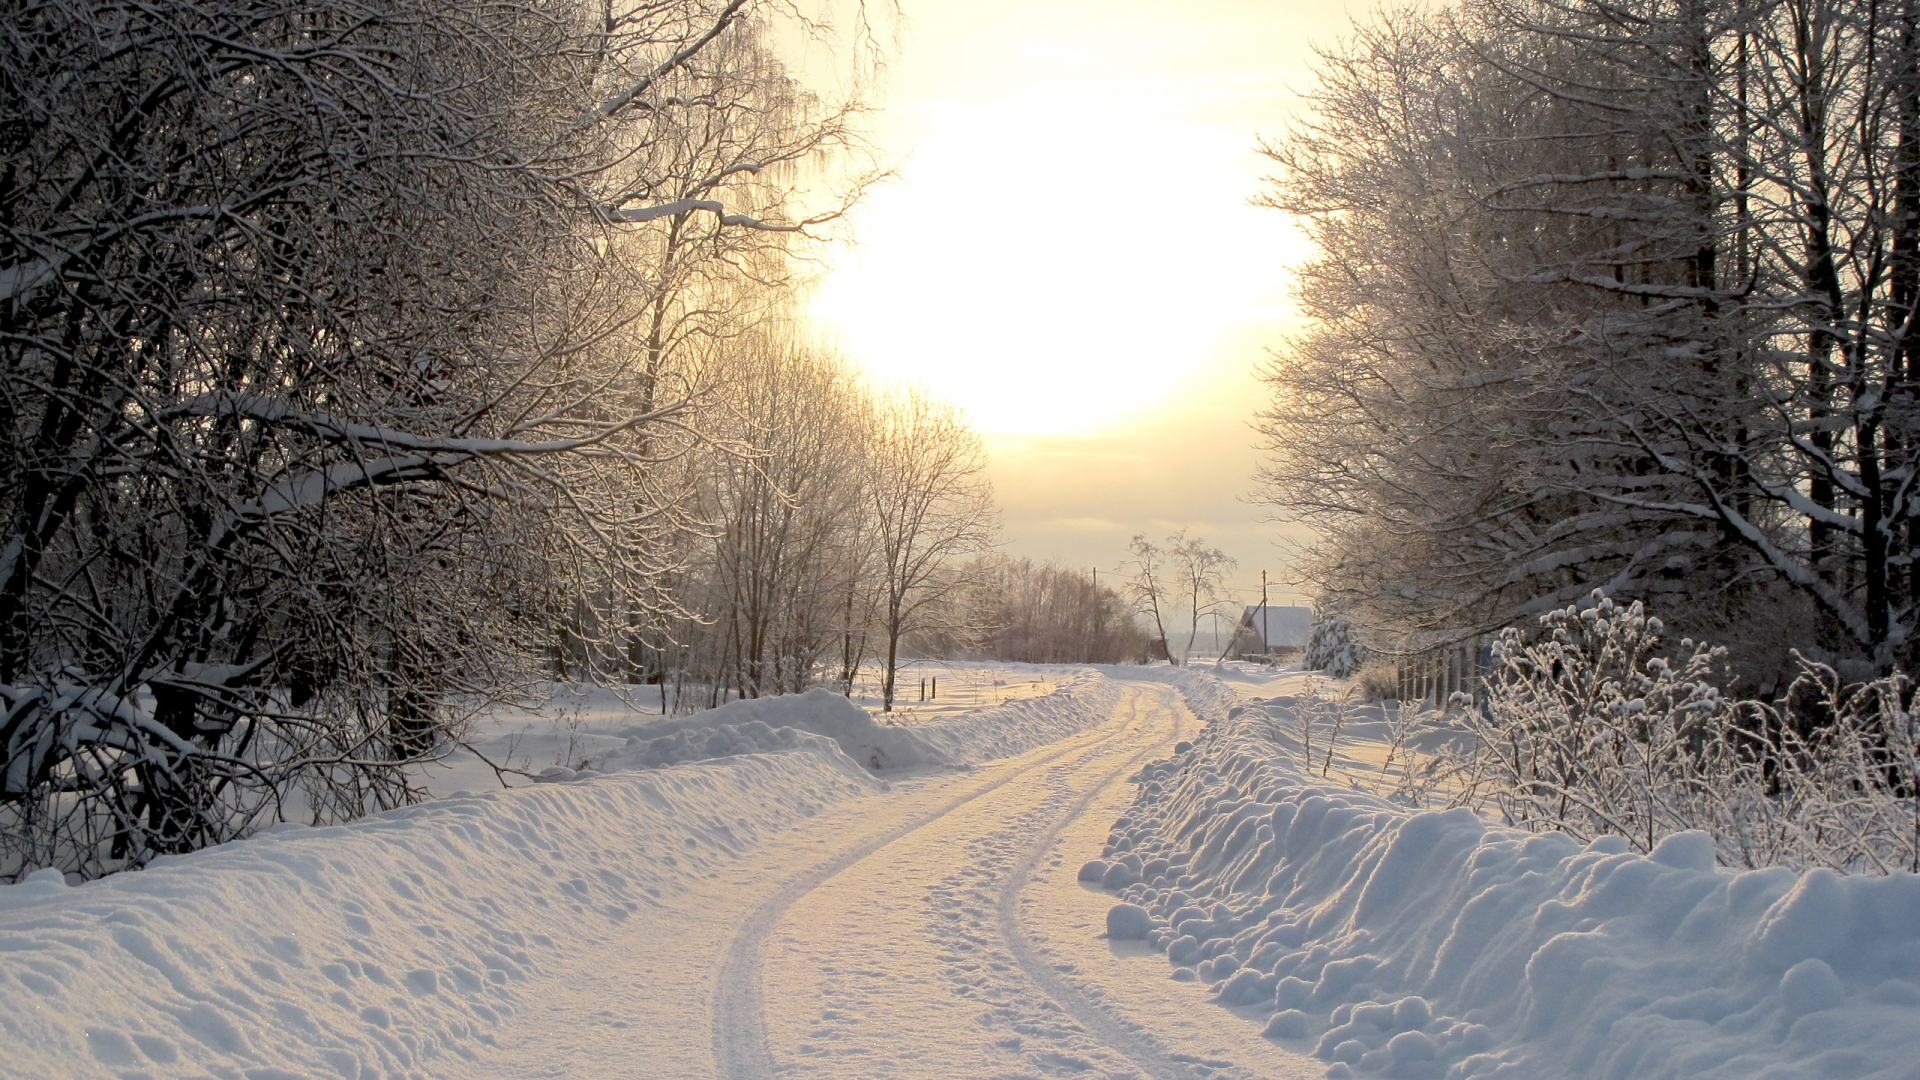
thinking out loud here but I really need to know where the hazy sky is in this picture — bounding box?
[808,0,1368,606]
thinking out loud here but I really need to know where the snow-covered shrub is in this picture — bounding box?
[1303,612,1363,678]
[1461,593,1734,855]
[1458,591,1920,873]
[1354,660,1399,702]
[1732,666,1920,873]
[1290,677,1362,777]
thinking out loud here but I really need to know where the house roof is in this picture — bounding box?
[1244,604,1313,648]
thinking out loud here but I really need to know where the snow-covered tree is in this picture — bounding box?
[1259,0,1920,679]
[1170,534,1237,664]
[1125,531,1234,665]
[665,334,874,705]
[865,386,997,712]
[937,557,1147,664]
[0,0,874,879]
[1303,612,1364,679]
[1125,535,1178,664]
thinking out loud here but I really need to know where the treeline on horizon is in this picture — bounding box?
[1261,0,1920,691]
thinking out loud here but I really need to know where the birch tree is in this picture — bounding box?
[1126,535,1177,663]
[1170,534,1237,664]
[1125,532,1232,665]
[866,387,996,711]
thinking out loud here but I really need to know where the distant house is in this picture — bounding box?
[1228,604,1313,659]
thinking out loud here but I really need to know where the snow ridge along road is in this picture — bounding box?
[1086,669,1920,1080]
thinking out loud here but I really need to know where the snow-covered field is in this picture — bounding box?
[2,662,1915,1080]
[419,661,1063,796]
[843,660,1061,723]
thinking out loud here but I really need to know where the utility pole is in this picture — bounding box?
[1261,570,1269,655]
[1090,566,1100,662]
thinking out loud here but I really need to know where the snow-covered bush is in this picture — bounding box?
[1302,612,1363,679]
[1726,665,1920,873]
[1290,677,1362,778]
[1354,660,1399,702]
[1458,591,1920,873]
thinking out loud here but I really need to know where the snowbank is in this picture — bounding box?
[597,668,1118,774]
[0,671,1122,1077]
[0,745,881,1079]
[1083,668,1920,1080]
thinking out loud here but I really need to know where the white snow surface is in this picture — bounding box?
[0,747,882,1079]
[3,663,1916,1080]
[0,668,1126,1079]
[1083,668,1920,1080]
[593,668,1117,774]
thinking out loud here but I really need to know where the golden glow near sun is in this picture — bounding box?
[810,106,1290,436]
[802,0,1361,598]
[807,0,1338,438]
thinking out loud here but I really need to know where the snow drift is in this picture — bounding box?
[1084,669,1920,1080]
[0,718,886,1078]
[589,666,1117,774]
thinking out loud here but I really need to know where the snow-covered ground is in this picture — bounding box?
[1085,669,1920,1080]
[419,661,1062,796]
[1205,661,1468,800]
[843,660,1061,723]
[2,662,1915,1080]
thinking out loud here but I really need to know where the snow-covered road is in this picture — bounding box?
[743,680,1314,1080]
[463,678,1314,1080]
[8,665,1915,1080]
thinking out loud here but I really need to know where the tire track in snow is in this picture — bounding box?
[711,684,1157,1080]
[990,683,1225,1080]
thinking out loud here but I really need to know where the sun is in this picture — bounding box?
[809,89,1305,437]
